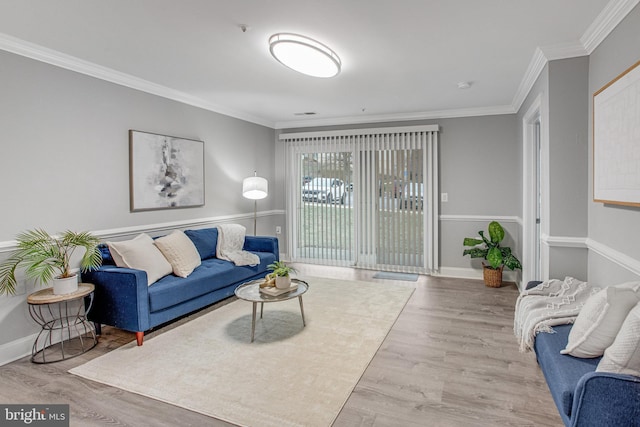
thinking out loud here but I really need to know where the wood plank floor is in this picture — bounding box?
[0,265,562,426]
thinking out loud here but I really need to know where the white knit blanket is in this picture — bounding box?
[514,277,598,352]
[216,224,259,267]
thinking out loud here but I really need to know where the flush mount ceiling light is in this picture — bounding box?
[269,33,341,78]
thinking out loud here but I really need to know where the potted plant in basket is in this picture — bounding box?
[0,229,102,296]
[267,261,297,290]
[462,221,522,287]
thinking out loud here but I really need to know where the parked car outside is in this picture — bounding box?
[302,178,346,204]
[399,182,424,209]
[379,179,403,198]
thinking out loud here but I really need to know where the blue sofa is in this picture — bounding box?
[527,282,640,426]
[82,228,278,345]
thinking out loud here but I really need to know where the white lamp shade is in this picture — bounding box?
[269,33,341,78]
[243,176,268,200]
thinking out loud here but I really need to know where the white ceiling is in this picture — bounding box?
[0,0,633,129]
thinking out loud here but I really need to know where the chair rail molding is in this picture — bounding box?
[0,210,285,253]
[586,238,640,277]
[540,234,589,248]
[439,214,522,225]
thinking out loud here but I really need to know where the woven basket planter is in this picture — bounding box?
[483,264,503,288]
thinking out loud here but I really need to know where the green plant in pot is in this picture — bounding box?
[267,261,297,290]
[462,221,522,287]
[0,229,102,296]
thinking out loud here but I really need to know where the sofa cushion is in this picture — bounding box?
[147,251,276,312]
[184,228,218,260]
[107,234,173,286]
[154,230,202,278]
[597,303,640,377]
[535,324,600,417]
[561,286,640,358]
[97,244,115,265]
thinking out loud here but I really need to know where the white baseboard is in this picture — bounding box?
[0,324,97,367]
[434,266,518,283]
[0,333,36,366]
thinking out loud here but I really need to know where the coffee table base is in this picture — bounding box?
[250,296,306,342]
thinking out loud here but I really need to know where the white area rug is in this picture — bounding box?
[70,277,414,427]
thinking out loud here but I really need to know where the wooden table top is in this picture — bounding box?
[27,283,94,305]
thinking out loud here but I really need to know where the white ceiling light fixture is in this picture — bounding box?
[269,33,341,78]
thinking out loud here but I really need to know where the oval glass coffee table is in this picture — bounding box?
[234,278,308,342]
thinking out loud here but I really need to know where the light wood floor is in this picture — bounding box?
[0,265,562,426]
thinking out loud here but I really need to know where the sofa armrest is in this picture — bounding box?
[81,266,151,333]
[244,236,279,260]
[570,371,640,427]
[526,280,543,290]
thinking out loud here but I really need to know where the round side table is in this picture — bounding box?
[27,283,98,364]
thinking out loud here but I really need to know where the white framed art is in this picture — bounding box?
[129,130,205,212]
[593,59,640,207]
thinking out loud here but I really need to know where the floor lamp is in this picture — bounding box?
[242,171,268,236]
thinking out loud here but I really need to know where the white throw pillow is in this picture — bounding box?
[561,285,640,358]
[107,234,173,286]
[597,302,640,377]
[154,230,201,278]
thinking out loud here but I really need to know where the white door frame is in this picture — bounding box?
[522,94,549,287]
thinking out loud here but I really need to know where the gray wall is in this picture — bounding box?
[548,57,590,238]
[587,4,640,285]
[0,50,276,352]
[547,57,590,281]
[517,56,590,282]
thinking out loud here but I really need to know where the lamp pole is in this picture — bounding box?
[242,171,268,236]
[253,199,258,236]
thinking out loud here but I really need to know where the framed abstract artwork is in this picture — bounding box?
[593,59,640,207]
[129,130,205,211]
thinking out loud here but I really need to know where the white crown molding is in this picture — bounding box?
[0,32,274,129]
[581,0,640,54]
[539,41,588,61]
[511,48,548,113]
[274,105,515,130]
[512,0,639,113]
[2,1,637,132]
[0,210,285,253]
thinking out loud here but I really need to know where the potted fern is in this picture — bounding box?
[267,261,297,289]
[462,221,522,287]
[0,229,102,295]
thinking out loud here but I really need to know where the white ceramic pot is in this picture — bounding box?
[53,274,79,295]
[275,275,291,289]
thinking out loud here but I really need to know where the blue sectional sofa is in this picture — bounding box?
[82,228,278,345]
[527,282,640,426]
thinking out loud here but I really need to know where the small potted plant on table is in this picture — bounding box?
[267,261,297,289]
[0,229,102,295]
[462,221,522,287]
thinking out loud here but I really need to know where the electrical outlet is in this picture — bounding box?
[441,193,448,202]
[275,226,282,234]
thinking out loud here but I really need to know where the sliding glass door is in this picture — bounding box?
[297,151,355,264]
[283,126,438,274]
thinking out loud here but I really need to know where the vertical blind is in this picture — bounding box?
[281,125,439,274]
